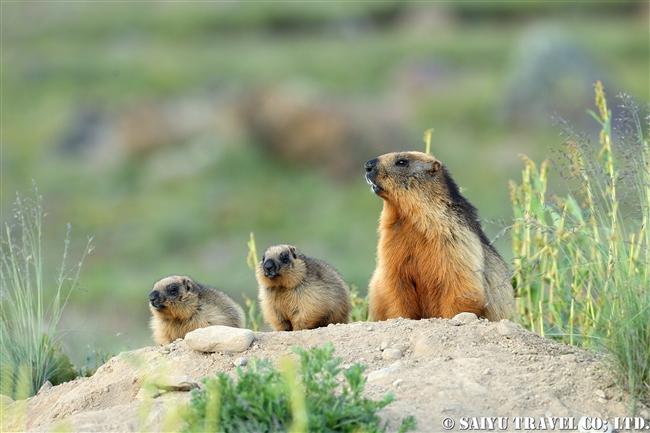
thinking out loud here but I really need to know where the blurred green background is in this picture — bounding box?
[2,1,648,365]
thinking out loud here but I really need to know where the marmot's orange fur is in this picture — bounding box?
[365,151,514,321]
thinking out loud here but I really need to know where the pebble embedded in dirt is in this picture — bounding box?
[37,381,53,395]
[452,312,478,323]
[382,348,403,360]
[496,321,516,337]
[367,368,398,382]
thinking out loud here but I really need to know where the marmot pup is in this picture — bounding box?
[364,151,514,322]
[149,275,245,345]
[256,244,351,331]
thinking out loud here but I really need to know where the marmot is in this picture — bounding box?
[255,244,351,331]
[364,151,514,322]
[149,275,245,345]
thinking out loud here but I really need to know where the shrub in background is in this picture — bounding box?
[0,187,93,399]
[510,82,649,409]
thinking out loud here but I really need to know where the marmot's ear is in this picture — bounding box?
[181,277,192,292]
[430,160,442,175]
[289,246,297,259]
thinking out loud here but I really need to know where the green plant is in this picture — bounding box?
[0,187,93,399]
[350,284,370,322]
[243,293,264,332]
[181,343,416,432]
[75,346,113,378]
[510,82,650,408]
[243,232,265,331]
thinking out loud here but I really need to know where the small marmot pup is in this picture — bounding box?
[149,275,245,345]
[256,244,351,331]
[364,151,515,322]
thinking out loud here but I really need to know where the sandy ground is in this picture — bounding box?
[3,317,649,432]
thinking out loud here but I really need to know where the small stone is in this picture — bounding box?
[382,348,403,360]
[394,344,408,353]
[482,368,491,375]
[185,326,255,353]
[37,381,53,395]
[452,312,478,324]
[496,322,515,337]
[234,357,247,367]
[368,367,399,382]
[392,379,404,387]
[0,394,14,406]
[448,319,461,326]
[380,341,389,351]
[151,375,200,392]
[594,389,606,399]
[366,326,373,331]
[560,354,576,363]
[158,347,170,355]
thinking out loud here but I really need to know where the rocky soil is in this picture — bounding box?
[3,316,649,432]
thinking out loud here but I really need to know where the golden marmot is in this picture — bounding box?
[256,244,351,331]
[364,151,514,322]
[149,275,245,345]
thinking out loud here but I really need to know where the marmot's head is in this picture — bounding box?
[365,151,459,208]
[365,151,481,235]
[256,244,307,290]
[365,151,443,197]
[149,275,199,320]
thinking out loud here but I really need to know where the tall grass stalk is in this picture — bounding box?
[510,82,649,408]
[0,187,93,398]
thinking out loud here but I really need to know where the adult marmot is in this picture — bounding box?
[256,244,350,331]
[364,151,514,322]
[149,275,245,345]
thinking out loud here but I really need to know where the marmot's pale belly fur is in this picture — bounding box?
[365,151,514,322]
[149,275,245,345]
[256,244,351,331]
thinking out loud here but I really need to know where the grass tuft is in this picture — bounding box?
[510,82,650,408]
[0,185,93,399]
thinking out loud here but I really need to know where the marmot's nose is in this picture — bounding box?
[149,290,164,309]
[365,158,378,172]
[263,259,276,272]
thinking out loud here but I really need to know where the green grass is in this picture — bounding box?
[181,343,416,433]
[510,82,650,408]
[0,187,93,398]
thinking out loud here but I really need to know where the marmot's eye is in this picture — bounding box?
[395,159,409,167]
[280,253,290,264]
[168,284,179,295]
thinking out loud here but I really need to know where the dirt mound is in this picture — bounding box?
[3,318,645,432]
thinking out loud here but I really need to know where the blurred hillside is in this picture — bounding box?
[2,1,648,365]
